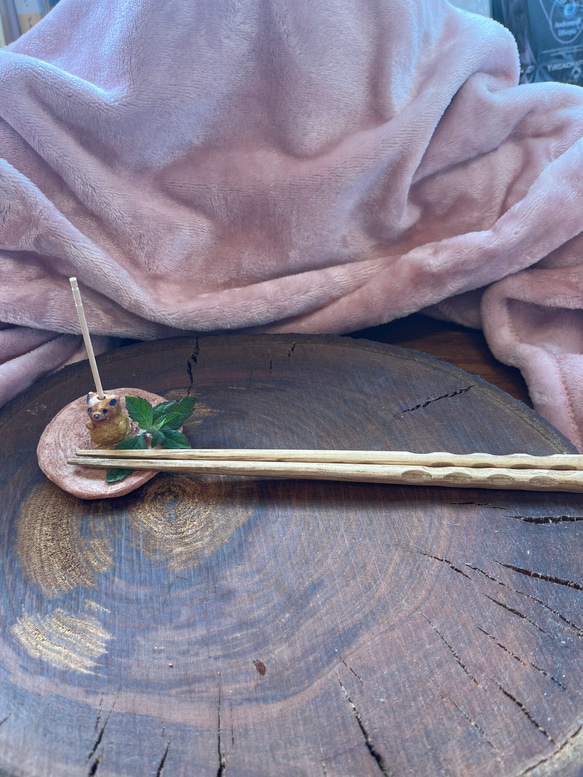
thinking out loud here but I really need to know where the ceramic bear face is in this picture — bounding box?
[85,391,131,448]
[86,392,122,424]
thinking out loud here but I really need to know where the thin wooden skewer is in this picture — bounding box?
[74,448,583,471]
[69,277,104,399]
[67,453,583,492]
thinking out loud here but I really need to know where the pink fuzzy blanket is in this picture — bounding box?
[1,0,583,449]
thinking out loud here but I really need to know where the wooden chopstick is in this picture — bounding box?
[74,448,583,470]
[68,449,583,492]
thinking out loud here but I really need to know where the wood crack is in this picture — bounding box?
[94,698,102,733]
[87,750,103,776]
[410,648,502,762]
[337,677,393,776]
[155,741,170,777]
[217,677,226,777]
[478,625,529,666]
[466,563,583,637]
[452,504,583,524]
[339,655,364,685]
[530,662,568,692]
[186,337,200,394]
[478,619,568,690]
[495,562,583,591]
[483,594,550,636]
[456,501,508,511]
[396,385,474,416]
[416,551,471,579]
[88,698,116,760]
[465,563,506,586]
[508,515,583,524]
[494,682,556,745]
[423,615,481,686]
[519,723,583,776]
[517,593,583,638]
[447,696,497,750]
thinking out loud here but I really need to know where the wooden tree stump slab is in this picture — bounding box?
[0,334,582,777]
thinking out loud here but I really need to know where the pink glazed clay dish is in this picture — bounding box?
[37,387,167,500]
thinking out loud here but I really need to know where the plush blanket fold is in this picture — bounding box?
[1,0,583,448]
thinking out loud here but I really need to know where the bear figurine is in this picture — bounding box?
[86,392,130,448]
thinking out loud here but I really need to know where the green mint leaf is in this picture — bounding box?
[106,468,132,483]
[153,396,196,429]
[161,412,184,430]
[105,396,194,484]
[125,396,154,429]
[105,433,147,482]
[115,433,147,450]
[173,395,196,421]
[160,429,191,449]
[152,400,178,423]
[150,429,166,448]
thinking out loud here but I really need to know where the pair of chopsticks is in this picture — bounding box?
[68,449,583,492]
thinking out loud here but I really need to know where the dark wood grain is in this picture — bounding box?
[0,334,582,777]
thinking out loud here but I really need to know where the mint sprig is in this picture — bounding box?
[105,395,196,483]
